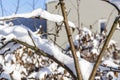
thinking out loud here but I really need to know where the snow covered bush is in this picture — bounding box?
[0,0,120,79]
[0,23,120,80]
[0,25,74,80]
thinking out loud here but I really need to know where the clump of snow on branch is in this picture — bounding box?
[0,8,76,28]
[46,0,58,3]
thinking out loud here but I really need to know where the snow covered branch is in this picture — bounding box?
[0,25,78,79]
[0,25,94,80]
[46,0,58,3]
[0,8,76,28]
[11,38,77,79]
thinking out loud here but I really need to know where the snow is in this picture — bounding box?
[0,42,20,54]
[46,0,58,3]
[0,1,119,79]
[106,71,118,80]
[95,76,101,80]
[0,8,76,28]
[12,70,22,80]
[0,23,120,79]
[108,39,116,48]
[82,27,92,36]
[27,71,38,79]
[37,67,52,79]
[3,63,15,73]
[76,51,81,60]
[91,48,99,55]
[48,62,58,72]
[92,39,99,48]
[31,8,76,28]
[116,23,120,30]
[102,59,119,68]
[0,72,11,80]
[0,56,4,64]
[106,71,114,77]
[79,59,93,80]
[0,24,95,80]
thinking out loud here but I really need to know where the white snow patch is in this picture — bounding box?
[0,8,76,28]
[102,59,119,68]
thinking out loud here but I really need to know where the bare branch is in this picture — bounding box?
[49,38,66,51]
[59,0,83,80]
[89,16,120,80]
[102,0,120,14]
[0,0,4,16]
[33,0,35,10]
[0,41,13,50]
[28,31,37,47]
[76,0,81,29]
[15,0,20,14]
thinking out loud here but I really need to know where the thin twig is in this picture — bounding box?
[49,37,66,51]
[0,0,4,17]
[28,31,37,47]
[76,0,81,29]
[15,0,20,14]
[0,41,13,50]
[102,0,120,14]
